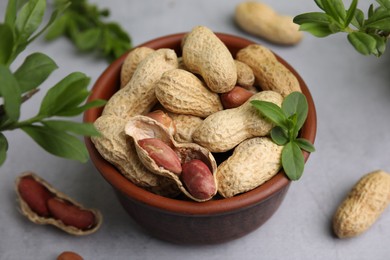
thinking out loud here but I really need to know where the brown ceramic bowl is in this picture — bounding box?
[84,32,317,244]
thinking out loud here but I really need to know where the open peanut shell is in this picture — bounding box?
[15,172,102,236]
[124,115,218,202]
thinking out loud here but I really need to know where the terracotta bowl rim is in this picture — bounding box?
[84,32,317,216]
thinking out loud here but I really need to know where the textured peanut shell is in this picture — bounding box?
[217,137,283,198]
[91,115,179,197]
[102,48,178,119]
[169,113,203,143]
[182,26,237,93]
[235,2,303,45]
[235,60,255,89]
[236,44,301,97]
[15,172,102,236]
[192,90,283,152]
[120,47,155,88]
[125,115,218,202]
[155,69,223,117]
[333,170,390,238]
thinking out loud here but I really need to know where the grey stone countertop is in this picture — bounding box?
[1,0,389,259]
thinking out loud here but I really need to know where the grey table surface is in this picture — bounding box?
[1,0,390,259]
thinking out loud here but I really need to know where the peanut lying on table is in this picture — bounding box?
[333,170,390,238]
[235,1,303,45]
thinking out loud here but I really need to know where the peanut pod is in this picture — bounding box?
[155,69,223,118]
[192,90,283,152]
[15,172,102,236]
[236,44,301,97]
[333,170,390,238]
[125,115,218,202]
[217,137,283,198]
[182,26,237,93]
[102,48,178,119]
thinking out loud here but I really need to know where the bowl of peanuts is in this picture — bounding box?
[84,26,317,244]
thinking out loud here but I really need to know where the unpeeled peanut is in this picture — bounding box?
[102,48,178,119]
[333,170,390,238]
[220,86,254,109]
[182,26,237,93]
[217,137,283,198]
[120,46,155,88]
[235,60,255,89]
[169,113,203,143]
[235,2,303,45]
[236,44,301,97]
[155,69,223,117]
[192,90,283,152]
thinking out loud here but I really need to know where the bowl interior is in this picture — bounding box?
[84,32,317,215]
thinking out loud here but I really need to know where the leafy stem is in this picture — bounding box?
[293,0,390,56]
[0,0,107,166]
[251,92,315,181]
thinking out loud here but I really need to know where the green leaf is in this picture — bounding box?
[38,72,90,116]
[299,22,334,37]
[21,124,89,162]
[251,100,288,129]
[377,0,390,9]
[4,0,17,26]
[27,1,71,44]
[14,52,58,93]
[314,0,325,10]
[282,142,305,181]
[42,120,101,136]
[345,0,358,27]
[15,0,46,43]
[0,133,8,166]
[282,92,309,131]
[45,14,69,41]
[348,31,377,55]
[0,24,14,65]
[295,138,316,153]
[321,0,346,24]
[55,99,106,117]
[270,126,289,146]
[371,34,387,56]
[293,12,330,25]
[0,65,21,122]
[351,8,365,28]
[364,10,390,31]
[73,28,102,51]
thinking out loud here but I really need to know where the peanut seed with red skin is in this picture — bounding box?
[18,176,54,217]
[138,138,182,175]
[220,86,254,109]
[47,198,96,230]
[181,159,215,200]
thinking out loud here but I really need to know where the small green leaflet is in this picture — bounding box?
[251,92,315,181]
[0,65,21,122]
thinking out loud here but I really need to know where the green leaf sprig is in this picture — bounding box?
[293,0,390,56]
[251,92,315,181]
[0,0,106,166]
[45,0,132,62]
